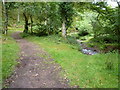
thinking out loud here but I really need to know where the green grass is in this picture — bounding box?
[0,38,2,89]
[2,34,20,82]
[8,26,23,31]
[25,34,118,88]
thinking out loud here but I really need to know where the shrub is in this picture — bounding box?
[66,36,78,45]
[90,34,118,44]
[104,51,118,71]
[66,36,82,51]
[32,25,59,36]
[20,33,30,38]
[103,35,118,43]
[58,32,62,36]
[78,30,89,36]
[69,33,79,39]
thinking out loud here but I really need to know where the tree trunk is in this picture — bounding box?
[23,13,28,33]
[17,7,20,23]
[117,1,120,43]
[62,20,66,37]
[2,0,8,35]
[30,15,33,34]
[117,1,120,8]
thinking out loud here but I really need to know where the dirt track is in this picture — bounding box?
[5,31,70,88]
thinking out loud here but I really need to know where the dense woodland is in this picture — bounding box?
[1,1,120,88]
[2,2,120,51]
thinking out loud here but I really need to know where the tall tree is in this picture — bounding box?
[2,0,8,34]
[22,3,33,33]
[59,2,74,37]
[32,2,61,35]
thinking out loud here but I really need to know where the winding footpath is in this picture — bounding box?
[5,31,69,88]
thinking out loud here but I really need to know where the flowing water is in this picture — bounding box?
[81,49,98,55]
[76,39,98,55]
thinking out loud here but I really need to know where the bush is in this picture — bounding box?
[69,33,79,39]
[32,25,59,36]
[75,18,92,37]
[103,35,118,43]
[20,33,30,38]
[66,36,78,45]
[78,30,89,36]
[32,25,48,36]
[66,36,82,51]
[91,35,118,44]
[58,32,62,36]
[104,51,118,71]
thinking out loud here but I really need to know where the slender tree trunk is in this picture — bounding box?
[2,0,8,35]
[30,15,33,34]
[23,13,28,33]
[17,7,20,23]
[62,20,66,37]
[117,1,120,43]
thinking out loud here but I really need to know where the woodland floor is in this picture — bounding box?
[4,31,70,88]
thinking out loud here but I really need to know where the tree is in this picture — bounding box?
[13,3,21,23]
[89,2,119,38]
[23,12,29,33]
[2,0,8,34]
[59,2,74,37]
[31,2,61,35]
[21,3,35,33]
[2,2,19,34]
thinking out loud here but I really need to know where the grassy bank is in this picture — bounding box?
[0,38,2,89]
[2,33,20,81]
[25,34,118,88]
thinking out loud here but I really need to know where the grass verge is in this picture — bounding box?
[25,34,118,88]
[2,33,20,83]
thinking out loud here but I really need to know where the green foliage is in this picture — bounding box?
[72,2,119,46]
[5,2,16,11]
[69,33,79,39]
[32,24,59,36]
[66,35,78,45]
[90,35,118,44]
[32,25,48,36]
[30,2,61,35]
[59,2,74,30]
[25,35,118,88]
[104,51,118,71]
[20,32,30,38]
[88,35,119,52]
[4,2,119,39]
[90,2,119,38]
[2,2,119,88]
[75,12,94,33]
[78,30,89,36]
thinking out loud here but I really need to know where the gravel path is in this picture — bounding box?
[4,31,70,88]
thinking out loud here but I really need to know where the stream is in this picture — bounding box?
[81,49,98,55]
[76,39,98,55]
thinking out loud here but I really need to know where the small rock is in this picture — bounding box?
[33,74,38,77]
